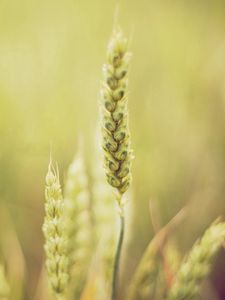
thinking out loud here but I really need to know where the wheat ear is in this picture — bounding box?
[64,151,92,298]
[127,208,186,300]
[100,27,132,300]
[101,27,132,199]
[0,264,9,300]
[42,160,69,299]
[167,219,225,300]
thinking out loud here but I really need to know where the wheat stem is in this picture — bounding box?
[111,206,125,300]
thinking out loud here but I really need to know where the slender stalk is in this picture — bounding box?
[111,208,125,300]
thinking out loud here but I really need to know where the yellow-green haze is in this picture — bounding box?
[0,1,225,299]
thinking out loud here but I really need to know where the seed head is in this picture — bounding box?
[167,220,225,300]
[100,28,133,197]
[64,151,92,298]
[42,161,69,297]
[127,208,186,300]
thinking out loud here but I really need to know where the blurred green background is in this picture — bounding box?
[0,0,225,299]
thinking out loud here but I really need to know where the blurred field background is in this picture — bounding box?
[0,0,225,299]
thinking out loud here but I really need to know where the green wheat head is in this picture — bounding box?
[100,27,133,199]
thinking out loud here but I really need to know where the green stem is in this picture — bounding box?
[111,210,125,300]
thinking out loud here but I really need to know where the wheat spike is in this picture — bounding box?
[64,151,92,298]
[100,27,133,198]
[42,161,69,299]
[127,209,186,300]
[167,219,225,300]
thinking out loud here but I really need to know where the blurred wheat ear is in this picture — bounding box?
[88,133,118,300]
[63,149,92,299]
[167,219,225,300]
[126,208,186,300]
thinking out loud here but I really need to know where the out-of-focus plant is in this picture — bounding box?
[90,134,118,300]
[64,150,92,298]
[126,208,186,300]
[167,220,225,300]
[0,264,10,300]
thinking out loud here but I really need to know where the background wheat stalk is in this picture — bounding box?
[64,150,92,299]
[91,136,118,299]
[127,208,186,300]
[0,264,9,300]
